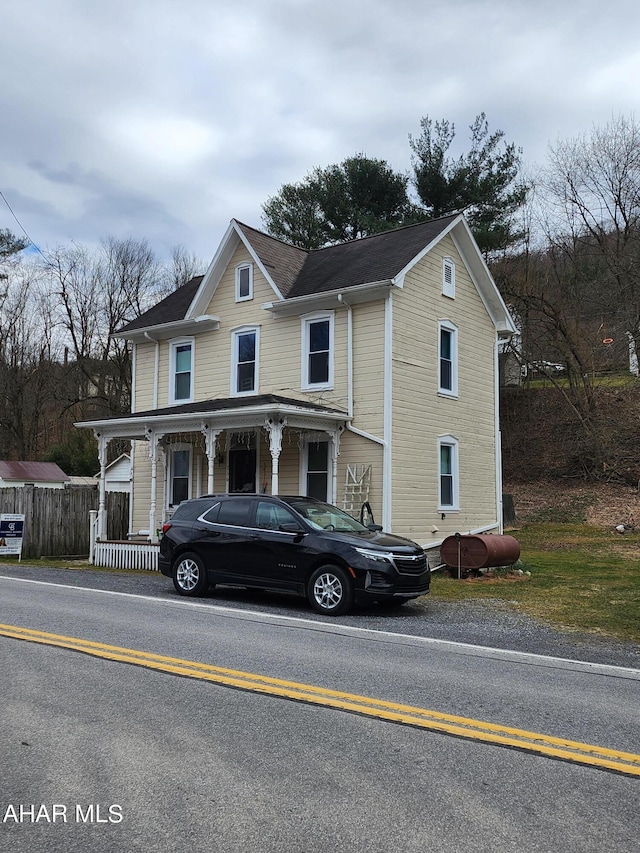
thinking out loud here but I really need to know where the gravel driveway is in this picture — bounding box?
[3,562,640,670]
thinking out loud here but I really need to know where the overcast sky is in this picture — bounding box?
[1,0,639,263]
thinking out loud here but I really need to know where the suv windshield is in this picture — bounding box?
[287,498,368,533]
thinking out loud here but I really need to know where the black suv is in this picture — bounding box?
[159,494,430,616]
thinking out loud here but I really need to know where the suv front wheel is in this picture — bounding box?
[307,565,353,616]
[173,552,209,597]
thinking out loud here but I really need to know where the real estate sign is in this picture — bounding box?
[0,514,25,559]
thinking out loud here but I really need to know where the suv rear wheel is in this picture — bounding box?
[173,552,209,597]
[307,565,353,616]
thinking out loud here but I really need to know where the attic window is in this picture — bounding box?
[235,264,253,302]
[442,258,455,298]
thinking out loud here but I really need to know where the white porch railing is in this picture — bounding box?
[89,510,160,571]
[93,540,160,571]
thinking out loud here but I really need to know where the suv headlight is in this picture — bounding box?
[355,547,394,565]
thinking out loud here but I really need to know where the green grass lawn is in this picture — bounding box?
[432,523,640,642]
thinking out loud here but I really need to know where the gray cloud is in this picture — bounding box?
[1,0,639,260]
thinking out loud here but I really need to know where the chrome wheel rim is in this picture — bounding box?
[313,572,343,610]
[176,558,200,591]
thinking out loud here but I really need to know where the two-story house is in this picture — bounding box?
[77,213,516,563]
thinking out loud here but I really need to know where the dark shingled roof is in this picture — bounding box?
[287,214,459,298]
[119,275,204,334]
[94,394,347,422]
[234,222,308,297]
[117,214,460,333]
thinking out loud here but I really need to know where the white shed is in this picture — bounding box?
[95,454,132,494]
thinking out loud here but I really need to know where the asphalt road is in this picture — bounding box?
[2,561,640,669]
[1,565,640,852]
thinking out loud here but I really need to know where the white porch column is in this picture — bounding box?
[328,427,343,505]
[95,431,109,540]
[145,429,164,541]
[264,418,286,495]
[201,424,222,495]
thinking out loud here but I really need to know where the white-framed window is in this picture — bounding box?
[442,257,455,298]
[301,312,334,390]
[235,263,253,302]
[231,326,259,396]
[438,435,459,511]
[300,437,331,501]
[438,320,458,397]
[169,445,192,507]
[169,338,194,404]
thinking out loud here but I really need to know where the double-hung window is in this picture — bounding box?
[231,326,259,395]
[235,263,253,302]
[302,313,334,390]
[438,321,458,397]
[169,339,194,404]
[438,436,459,511]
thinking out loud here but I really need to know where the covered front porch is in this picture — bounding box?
[77,395,348,549]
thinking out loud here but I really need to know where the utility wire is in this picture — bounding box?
[0,189,47,259]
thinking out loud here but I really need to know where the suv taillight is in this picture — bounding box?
[161,523,172,534]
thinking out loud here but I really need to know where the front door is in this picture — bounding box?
[229,433,256,493]
[305,440,329,500]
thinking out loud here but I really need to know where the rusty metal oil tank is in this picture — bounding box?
[440,534,520,570]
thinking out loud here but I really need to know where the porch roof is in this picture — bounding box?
[75,394,348,440]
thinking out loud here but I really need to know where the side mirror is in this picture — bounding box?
[367,523,383,532]
[279,522,306,542]
[279,522,304,533]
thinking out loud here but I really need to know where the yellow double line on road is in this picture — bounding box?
[2,622,639,777]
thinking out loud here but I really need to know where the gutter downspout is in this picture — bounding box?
[382,291,393,531]
[143,332,161,538]
[495,335,504,534]
[128,344,137,537]
[338,291,392,529]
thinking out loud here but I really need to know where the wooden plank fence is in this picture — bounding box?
[0,486,129,559]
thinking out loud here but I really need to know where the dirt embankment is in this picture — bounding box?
[500,383,640,486]
[504,479,640,528]
[500,381,640,527]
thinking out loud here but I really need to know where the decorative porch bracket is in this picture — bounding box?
[263,417,287,495]
[145,428,165,541]
[200,424,223,495]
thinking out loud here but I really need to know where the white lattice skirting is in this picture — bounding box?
[93,541,160,571]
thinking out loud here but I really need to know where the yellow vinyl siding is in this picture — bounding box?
[148,244,350,410]
[351,300,385,438]
[391,235,498,543]
[133,342,157,412]
[130,439,154,533]
[336,431,384,523]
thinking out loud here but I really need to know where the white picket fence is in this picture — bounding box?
[93,540,159,571]
[89,509,160,571]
